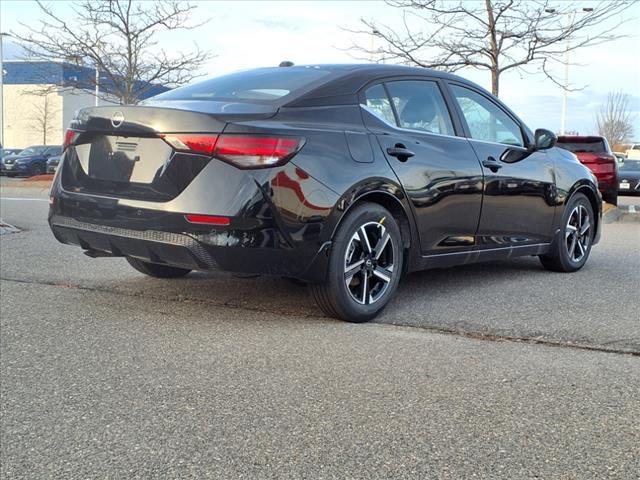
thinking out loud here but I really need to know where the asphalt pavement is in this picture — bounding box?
[1,177,639,478]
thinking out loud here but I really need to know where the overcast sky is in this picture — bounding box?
[2,0,639,138]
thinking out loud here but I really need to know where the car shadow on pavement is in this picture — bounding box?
[112,256,550,324]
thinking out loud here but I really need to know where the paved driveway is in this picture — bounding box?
[1,179,639,478]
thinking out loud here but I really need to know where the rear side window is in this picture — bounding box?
[45,147,62,156]
[362,84,396,125]
[152,67,332,103]
[450,85,524,146]
[386,81,454,135]
[557,139,606,153]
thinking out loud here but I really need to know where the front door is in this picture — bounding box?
[447,83,556,247]
[361,80,484,254]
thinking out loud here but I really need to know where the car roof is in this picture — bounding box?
[281,63,469,107]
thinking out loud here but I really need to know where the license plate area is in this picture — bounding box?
[619,182,630,189]
[76,135,173,184]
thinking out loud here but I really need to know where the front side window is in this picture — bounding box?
[450,85,524,147]
[386,81,454,135]
[18,146,47,157]
[362,84,396,125]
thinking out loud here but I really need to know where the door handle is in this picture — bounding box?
[386,144,415,162]
[482,157,503,172]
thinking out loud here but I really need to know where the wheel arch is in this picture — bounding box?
[566,181,602,244]
[330,189,416,273]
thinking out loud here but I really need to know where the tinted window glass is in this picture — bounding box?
[362,84,396,125]
[45,147,62,156]
[556,140,606,153]
[620,160,640,171]
[152,67,332,103]
[18,146,47,156]
[386,81,454,135]
[450,85,523,146]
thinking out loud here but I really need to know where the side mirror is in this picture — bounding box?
[533,128,557,150]
[44,153,51,158]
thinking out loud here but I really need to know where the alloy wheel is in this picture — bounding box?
[344,221,395,305]
[565,204,591,263]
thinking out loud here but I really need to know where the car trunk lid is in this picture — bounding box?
[61,103,277,201]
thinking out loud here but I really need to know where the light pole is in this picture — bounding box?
[95,64,99,106]
[0,32,9,148]
[545,6,594,135]
[370,29,379,63]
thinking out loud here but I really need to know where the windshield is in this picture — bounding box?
[18,146,47,157]
[151,67,333,103]
[620,160,640,171]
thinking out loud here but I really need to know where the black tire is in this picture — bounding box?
[539,193,594,272]
[310,202,403,322]
[126,257,191,278]
[603,191,618,206]
[30,163,45,176]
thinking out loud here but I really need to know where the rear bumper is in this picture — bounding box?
[48,159,337,282]
[49,214,330,280]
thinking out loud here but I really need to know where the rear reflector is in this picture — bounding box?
[161,134,219,155]
[63,129,81,150]
[184,214,230,226]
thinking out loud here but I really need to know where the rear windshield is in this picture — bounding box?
[557,139,606,153]
[620,160,640,171]
[151,67,332,103]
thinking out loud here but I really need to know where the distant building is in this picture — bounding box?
[1,60,169,148]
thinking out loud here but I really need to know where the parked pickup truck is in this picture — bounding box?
[626,144,640,160]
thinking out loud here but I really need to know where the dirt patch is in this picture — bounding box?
[5,175,53,188]
[22,174,54,183]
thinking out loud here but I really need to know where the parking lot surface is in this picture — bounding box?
[1,177,639,478]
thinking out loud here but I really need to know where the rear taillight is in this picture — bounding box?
[160,133,304,169]
[160,134,219,155]
[63,129,80,151]
[214,135,303,169]
[589,158,615,174]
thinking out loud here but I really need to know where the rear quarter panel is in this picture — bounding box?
[550,147,602,243]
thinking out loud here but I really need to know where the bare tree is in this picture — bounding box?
[596,91,635,147]
[12,0,213,104]
[346,0,634,96]
[24,85,61,145]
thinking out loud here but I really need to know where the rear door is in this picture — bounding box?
[446,83,556,247]
[361,79,484,254]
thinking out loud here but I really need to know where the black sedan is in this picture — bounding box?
[48,64,601,322]
[618,159,640,195]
